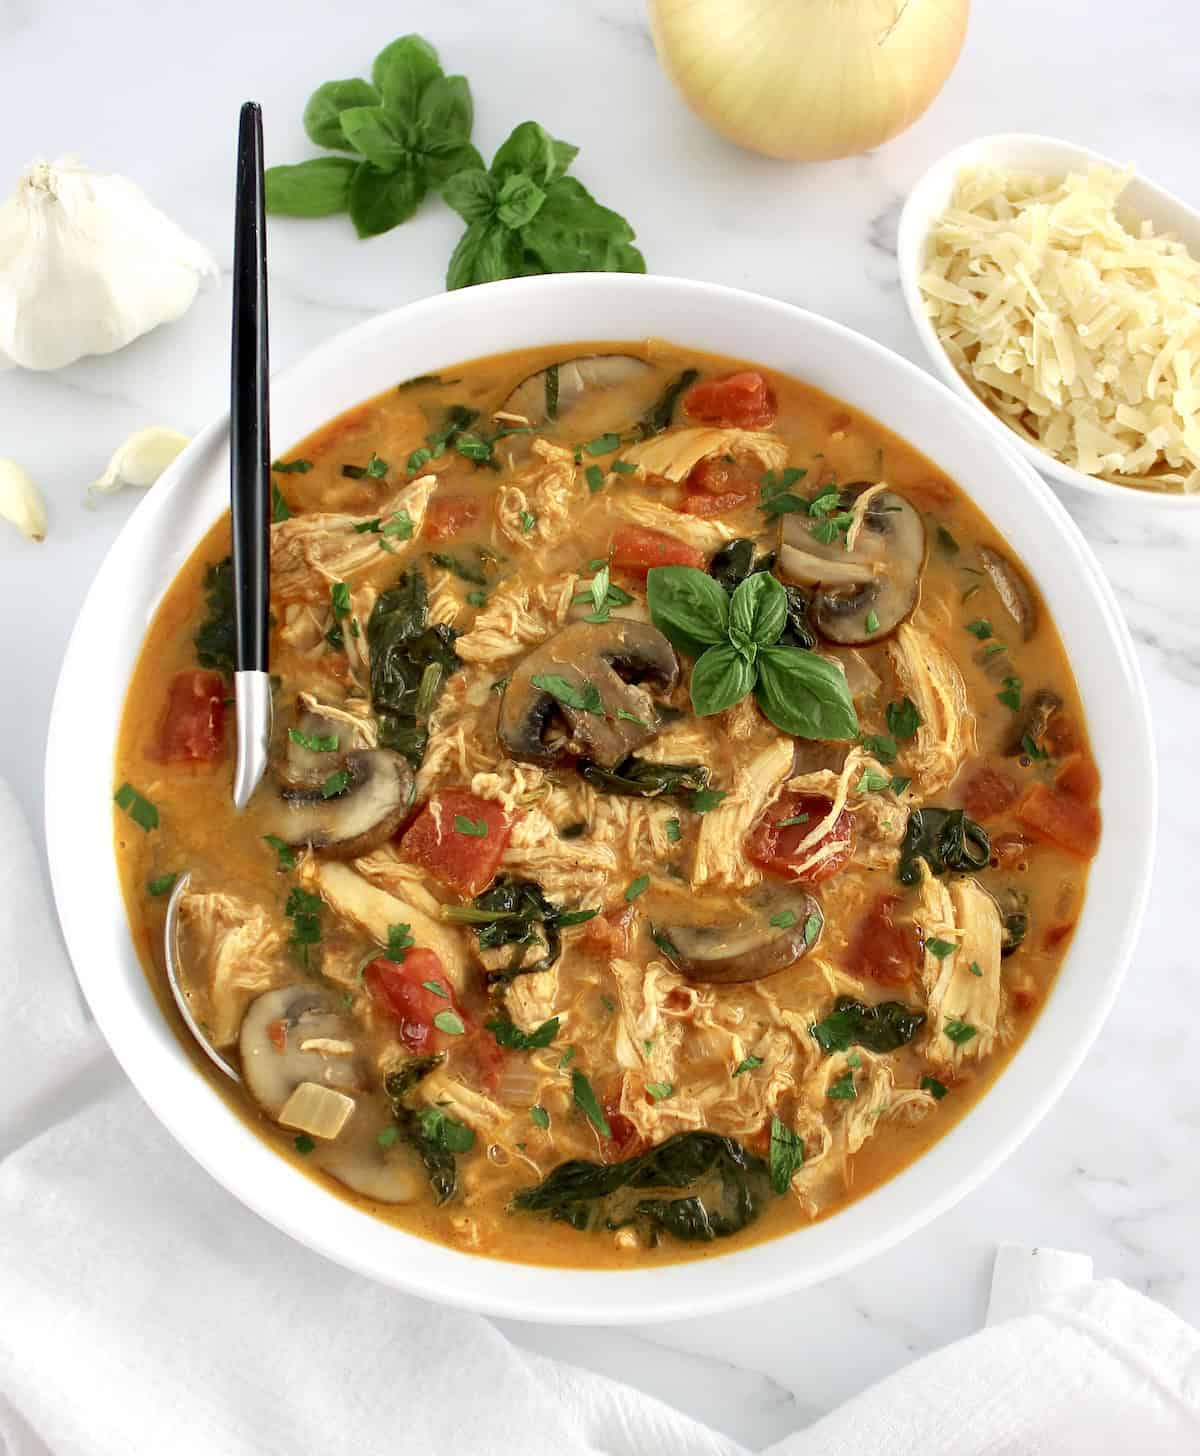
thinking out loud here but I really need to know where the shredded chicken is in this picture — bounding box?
[496,439,581,549]
[916,874,1003,1071]
[787,748,908,873]
[692,737,794,891]
[621,427,788,482]
[455,572,580,663]
[887,622,976,793]
[502,805,617,903]
[178,890,287,1046]
[271,477,436,602]
[608,493,736,553]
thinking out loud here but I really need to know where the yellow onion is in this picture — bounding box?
[649,0,970,162]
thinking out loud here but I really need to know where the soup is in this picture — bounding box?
[114,340,1101,1266]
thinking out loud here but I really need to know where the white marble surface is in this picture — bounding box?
[3,0,1198,1446]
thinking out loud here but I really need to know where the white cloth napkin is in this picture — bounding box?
[2,780,1197,1456]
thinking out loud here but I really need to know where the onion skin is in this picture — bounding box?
[649,0,970,162]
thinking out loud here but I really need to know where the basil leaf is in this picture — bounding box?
[302,78,381,150]
[571,1070,611,1137]
[690,643,756,717]
[417,73,474,145]
[646,565,730,658]
[522,175,645,275]
[754,645,859,741]
[491,120,578,187]
[496,174,546,229]
[445,219,526,290]
[264,157,358,217]
[729,571,786,649]
[422,140,485,187]
[338,105,411,171]
[371,33,442,117]
[348,161,425,238]
[442,169,497,223]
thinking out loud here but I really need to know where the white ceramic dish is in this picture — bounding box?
[898,131,1200,510]
[45,273,1155,1324]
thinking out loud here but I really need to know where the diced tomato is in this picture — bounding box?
[610,524,705,577]
[1015,782,1101,858]
[363,948,466,1054]
[846,893,917,986]
[582,905,635,958]
[423,494,480,541]
[686,454,762,495]
[398,788,515,897]
[1012,987,1038,1013]
[961,765,1019,821]
[683,371,777,429]
[602,1105,644,1161]
[462,1025,506,1093]
[1042,711,1080,757]
[1055,753,1100,804]
[266,1018,288,1054]
[745,791,854,884]
[159,670,226,763]
[1042,922,1077,951]
[682,490,749,517]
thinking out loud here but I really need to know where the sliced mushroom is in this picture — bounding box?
[978,547,1037,642]
[267,748,413,859]
[321,1110,426,1205]
[240,985,365,1119]
[500,354,655,431]
[1004,687,1063,756]
[774,485,926,644]
[498,619,679,769]
[656,885,823,984]
[282,697,375,789]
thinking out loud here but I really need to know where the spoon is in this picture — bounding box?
[164,100,275,1083]
[897,132,1200,511]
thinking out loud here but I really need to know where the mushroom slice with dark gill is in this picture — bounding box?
[655,884,823,984]
[282,697,374,789]
[1004,687,1062,756]
[499,354,656,431]
[774,485,926,645]
[978,546,1037,642]
[266,748,413,859]
[498,619,679,769]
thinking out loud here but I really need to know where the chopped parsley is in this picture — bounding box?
[376,1125,400,1148]
[381,510,414,540]
[665,818,682,844]
[422,979,449,997]
[341,451,388,480]
[385,923,414,962]
[802,911,822,948]
[859,733,898,764]
[293,1134,316,1155]
[530,673,604,715]
[769,1116,805,1193]
[965,618,993,640]
[272,457,312,474]
[864,609,880,634]
[926,937,958,959]
[968,960,984,978]
[583,432,620,455]
[146,873,178,897]
[433,1010,466,1037]
[288,727,338,753]
[769,909,797,929]
[886,696,922,741]
[114,782,158,832]
[454,815,489,837]
[1022,734,1049,761]
[857,770,891,795]
[262,834,296,871]
[530,1105,550,1129]
[890,775,912,796]
[827,1070,858,1100]
[625,874,650,902]
[733,1054,763,1077]
[649,926,680,958]
[320,770,351,798]
[271,481,291,522]
[689,786,727,814]
[284,887,322,964]
[519,510,537,534]
[556,908,599,927]
[585,464,605,493]
[921,1075,949,1100]
[571,1069,610,1136]
[486,1015,560,1050]
[943,1017,978,1046]
[776,813,810,827]
[998,676,1023,712]
[611,459,637,475]
[645,1081,674,1102]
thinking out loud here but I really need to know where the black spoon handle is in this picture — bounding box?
[230,101,270,675]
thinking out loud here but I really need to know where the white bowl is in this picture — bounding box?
[897,131,1200,510]
[45,274,1156,1324]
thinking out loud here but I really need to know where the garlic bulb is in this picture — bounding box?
[650,0,969,162]
[0,158,218,372]
[0,459,47,542]
[90,426,190,498]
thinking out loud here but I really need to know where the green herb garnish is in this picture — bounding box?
[454,815,489,837]
[530,1105,550,1129]
[288,728,339,753]
[571,1069,611,1136]
[624,875,650,902]
[827,1070,857,1100]
[530,673,604,714]
[263,834,297,870]
[943,1018,977,1046]
[926,937,958,959]
[486,1015,560,1050]
[320,769,352,798]
[146,873,178,897]
[921,1075,948,1100]
[114,782,158,832]
[733,1055,763,1077]
[769,1116,804,1193]
[433,1009,466,1036]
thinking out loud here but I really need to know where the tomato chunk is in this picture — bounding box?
[159,670,226,763]
[602,1104,644,1162]
[961,765,1019,821]
[611,525,705,577]
[745,792,854,884]
[682,490,749,517]
[846,893,917,986]
[1015,782,1101,858]
[423,494,480,541]
[686,455,762,495]
[399,788,515,897]
[683,371,777,429]
[364,948,465,1054]
[1055,753,1100,803]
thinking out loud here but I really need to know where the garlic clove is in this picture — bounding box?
[0,157,219,372]
[90,426,190,497]
[0,458,47,541]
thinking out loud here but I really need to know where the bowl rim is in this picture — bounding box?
[45,271,1157,1324]
[896,129,1200,510]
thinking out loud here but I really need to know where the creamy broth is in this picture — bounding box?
[114,340,1100,1267]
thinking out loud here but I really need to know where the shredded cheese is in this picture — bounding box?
[920,165,1200,494]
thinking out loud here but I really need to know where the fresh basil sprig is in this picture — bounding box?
[646,567,859,742]
[265,35,481,238]
[442,121,645,290]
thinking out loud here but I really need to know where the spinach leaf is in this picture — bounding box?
[897,807,991,886]
[441,877,565,981]
[810,996,926,1055]
[579,756,710,800]
[511,1131,773,1243]
[441,121,645,289]
[193,557,236,673]
[384,1056,469,1204]
[366,571,460,768]
[629,369,699,441]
